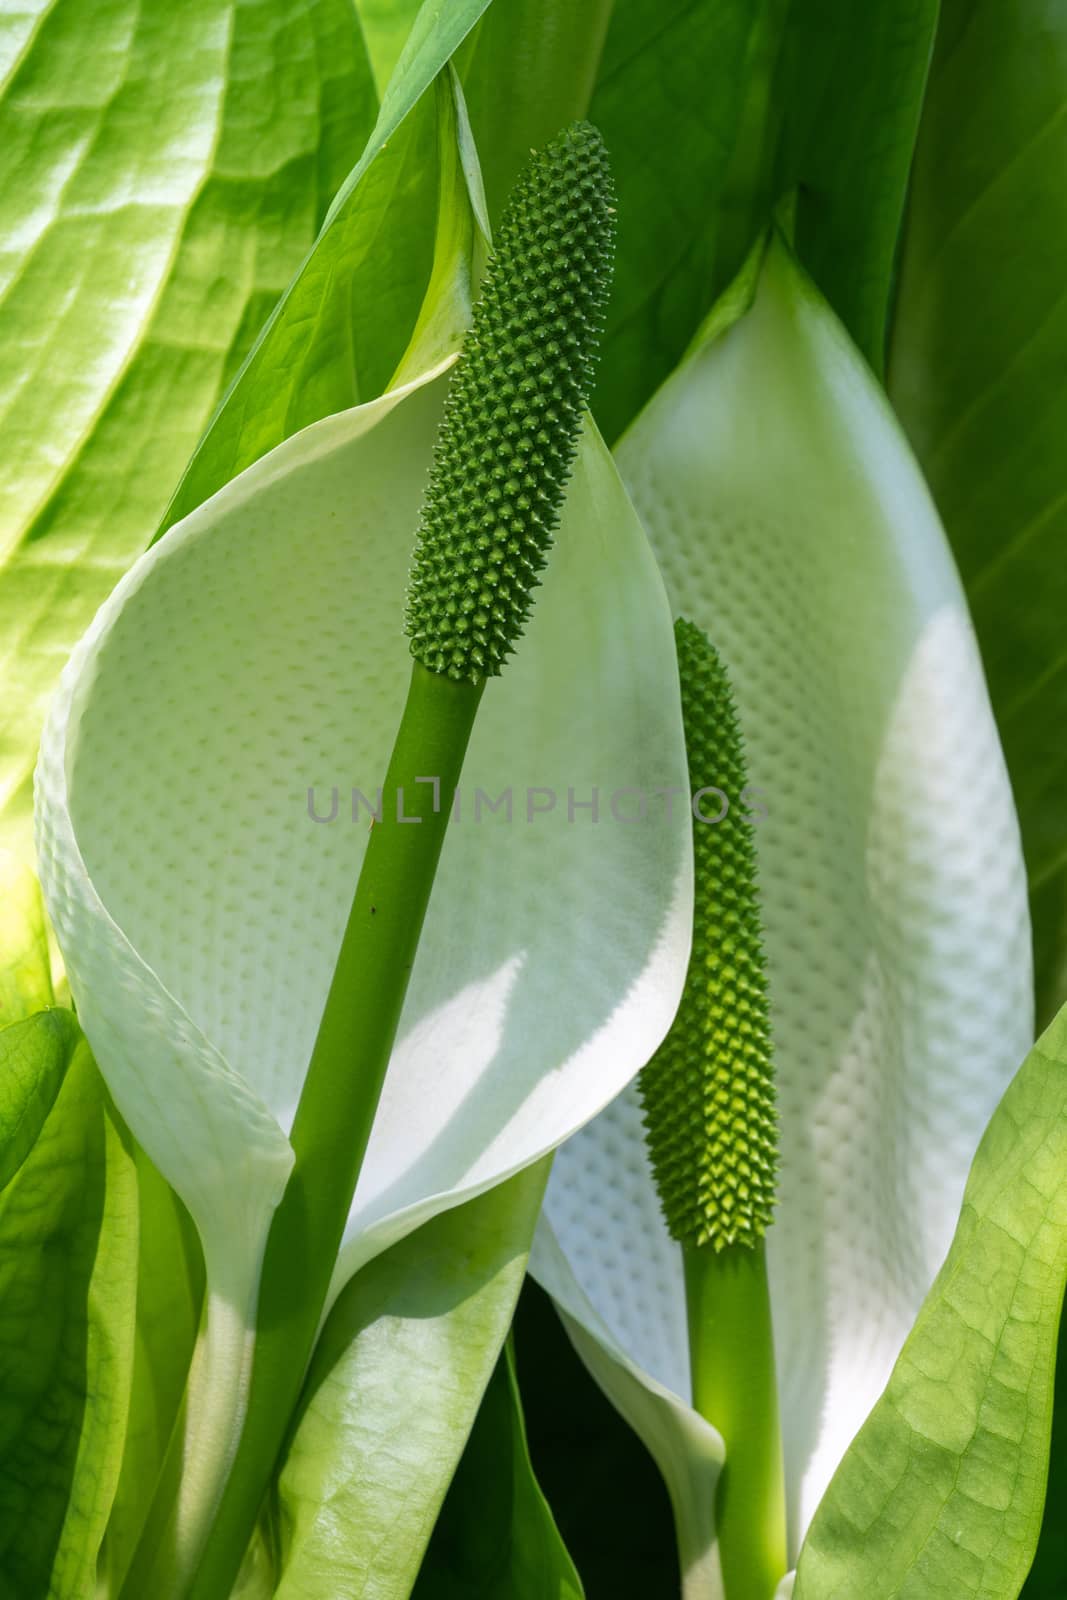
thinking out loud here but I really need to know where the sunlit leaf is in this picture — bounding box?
[793,1007,1067,1599]
[273,1166,549,1597]
[0,1010,138,1596]
[162,0,497,527]
[0,0,376,859]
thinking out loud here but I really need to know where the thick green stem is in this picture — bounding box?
[684,1238,787,1600]
[186,661,483,1599]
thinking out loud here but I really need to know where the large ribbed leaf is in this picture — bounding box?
[0,1009,138,1596]
[793,1009,1067,1600]
[889,0,1067,1028]
[161,0,496,528]
[0,0,375,860]
[273,1168,551,1599]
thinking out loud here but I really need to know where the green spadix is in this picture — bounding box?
[641,618,777,1252]
[176,123,617,1600]
[407,120,615,680]
[641,618,786,1600]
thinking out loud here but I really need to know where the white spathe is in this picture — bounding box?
[33,346,693,1575]
[532,238,1034,1593]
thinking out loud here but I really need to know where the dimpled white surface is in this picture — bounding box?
[34,363,692,1305]
[538,240,1033,1552]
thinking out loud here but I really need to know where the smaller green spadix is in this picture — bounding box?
[642,619,786,1600]
[640,617,777,1251]
[406,121,615,681]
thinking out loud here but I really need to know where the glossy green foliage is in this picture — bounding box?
[457,0,613,224]
[354,0,425,90]
[0,0,376,858]
[162,0,496,530]
[267,1166,550,1598]
[766,0,938,374]
[0,1009,138,1597]
[587,0,937,440]
[99,1154,204,1594]
[588,0,759,443]
[890,0,1067,1028]
[794,1009,1067,1599]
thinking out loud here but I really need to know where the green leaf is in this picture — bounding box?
[270,1165,550,1598]
[792,1008,1067,1600]
[457,0,613,225]
[0,852,53,1028]
[352,0,425,93]
[163,0,496,528]
[0,1010,139,1598]
[766,0,938,375]
[1022,1360,1067,1599]
[0,1005,70,1194]
[708,0,938,377]
[453,0,769,449]
[0,0,376,860]
[99,1152,205,1595]
[888,1,1067,1027]
[578,0,937,443]
[413,1342,583,1599]
[587,0,760,443]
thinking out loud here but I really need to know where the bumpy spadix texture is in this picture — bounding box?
[406,122,615,680]
[641,619,777,1251]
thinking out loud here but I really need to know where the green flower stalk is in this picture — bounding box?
[641,619,786,1600]
[173,123,616,1600]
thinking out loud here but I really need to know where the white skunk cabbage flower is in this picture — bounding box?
[532,238,1034,1599]
[33,145,692,1564]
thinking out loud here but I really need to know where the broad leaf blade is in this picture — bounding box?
[587,0,759,444]
[457,0,613,225]
[583,0,937,443]
[0,1011,138,1597]
[163,0,496,527]
[793,1008,1067,1599]
[353,0,424,92]
[768,0,937,374]
[0,1005,70,1193]
[272,1166,549,1598]
[0,857,62,1189]
[100,1151,205,1595]
[0,851,53,1028]
[888,1,1067,1027]
[0,0,376,858]
[413,1341,583,1599]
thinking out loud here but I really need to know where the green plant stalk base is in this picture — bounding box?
[684,1237,787,1600]
[154,660,483,1600]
